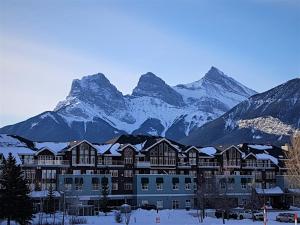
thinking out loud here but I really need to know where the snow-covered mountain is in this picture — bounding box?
[182,78,300,146]
[0,67,256,142]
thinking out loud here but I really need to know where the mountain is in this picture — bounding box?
[0,67,256,142]
[182,78,300,146]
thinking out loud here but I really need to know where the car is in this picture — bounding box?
[141,204,157,210]
[276,213,299,223]
[215,209,238,219]
[236,210,252,220]
[252,211,264,221]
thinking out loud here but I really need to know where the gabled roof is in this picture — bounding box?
[220,145,245,157]
[35,147,56,156]
[143,138,182,152]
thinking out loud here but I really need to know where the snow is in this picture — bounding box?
[200,147,217,156]
[40,112,59,123]
[238,116,299,136]
[93,144,112,154]
[0,146,34,164]
[255,186,283,195]
[248,144,273,150]
[34,142,69,153]
[134,141,146,151]
[51,68,255,138]
[256,153,279,165]
[30,190,61,198]
[109,143,121,156]
[0,134,27,147]
[23,209,300,225]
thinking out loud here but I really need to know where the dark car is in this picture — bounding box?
[215,209,238,219]
[141,204,157,210]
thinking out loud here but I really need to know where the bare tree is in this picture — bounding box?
[285,135,300,187]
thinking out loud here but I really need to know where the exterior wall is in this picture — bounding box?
[57,174,112,200]
[134,174,195,209]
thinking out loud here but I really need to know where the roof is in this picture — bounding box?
[34,141,69,153]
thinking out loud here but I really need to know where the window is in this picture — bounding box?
[75,177,83,190]
[141,183,148,191]
[173,183,179,190]
[98,156,103,165]
[124,183,133,190]
[73,170,81,175]
[150,170,158,174]
[104,157,112,165]
[185,199,191,208]
[157,200,163,209]
[156,183,163,190]
[189,171,197,178]
[185,183,191,190]
[172,200,179,209]
[92,178,99,190]
[142,200,148,205]
[110,170,118,177]
[86,170,94,174]
[124,170,133,177]
[241,182,247,189]
[112,182,118,190]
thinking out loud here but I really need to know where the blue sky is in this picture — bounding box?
[0,0,299,127]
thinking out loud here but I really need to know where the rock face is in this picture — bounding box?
[182,78,300,147]
[0,67,257,143]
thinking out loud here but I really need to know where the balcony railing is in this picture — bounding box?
[98,160,124,166]
[242,163,274,168]
[135,161,151,168]
[177,162,192,168]
[223,161,241,167]
[22,160,69,166]
[198,162,219,167]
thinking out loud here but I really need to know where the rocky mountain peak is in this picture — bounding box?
[55,73,126,113]
[132,72,185,106]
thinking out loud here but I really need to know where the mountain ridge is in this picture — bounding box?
[0,67,257,143]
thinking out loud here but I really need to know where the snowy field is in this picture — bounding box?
[10,208,297,225]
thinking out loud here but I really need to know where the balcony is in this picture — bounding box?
[223,161,241,168]
[135,161,151,168]
[177,162,192,168]
[198,162,219,168]
[22,160,69,167]
[242,163,274,169]
[97,160,124,167]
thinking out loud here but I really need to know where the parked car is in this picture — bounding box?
[215,209,238,219]
[141,204,157,210]
[276,213,300,223]
[252,211,264,221]
[234,209,263,220]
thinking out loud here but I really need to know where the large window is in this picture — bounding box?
[112,182,118,190]
[141,183,148,191]
[189,151,197,165]
[172,200,179,209]
[124,183,133,190]
[124,170,133,177]
[110,170,118,177]
[157,200,163,209]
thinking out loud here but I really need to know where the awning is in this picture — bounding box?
[141,177,149,184]
[156,177,164,183]
[172,177,179,184]
[185,177,191,183]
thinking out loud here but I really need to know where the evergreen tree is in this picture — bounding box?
[100,177,109,215]
[45,184,55,215]
[0,153,33,225]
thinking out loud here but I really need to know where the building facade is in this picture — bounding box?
[0,134,298,214]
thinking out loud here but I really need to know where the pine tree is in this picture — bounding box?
[0,153,34,225]
[100,177,109,216]
[46,184,55,215]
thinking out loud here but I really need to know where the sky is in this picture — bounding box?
[0,0,299,127]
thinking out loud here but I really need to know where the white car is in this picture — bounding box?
[236,210,264,220]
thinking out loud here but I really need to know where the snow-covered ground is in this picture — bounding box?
[12,209,298,225]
